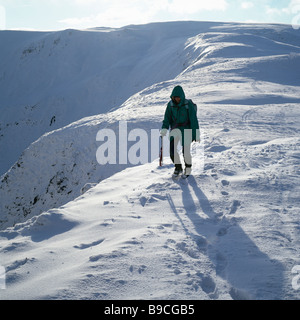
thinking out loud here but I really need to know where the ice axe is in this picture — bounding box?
[159,135,163,167]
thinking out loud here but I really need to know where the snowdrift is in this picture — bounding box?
[0,21,300,300]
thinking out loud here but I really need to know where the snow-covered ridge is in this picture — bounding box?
[1,21,300,175]
[0,21,300,299]
[0,21,209,175]
[1,21,300,229]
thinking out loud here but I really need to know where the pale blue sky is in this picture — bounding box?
[0,0,300,30]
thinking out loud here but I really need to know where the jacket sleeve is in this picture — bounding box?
[162,103,172,129]
[188,101,200,141]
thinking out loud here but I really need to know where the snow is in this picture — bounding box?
[1,21,300,300]
[0,22,209,175]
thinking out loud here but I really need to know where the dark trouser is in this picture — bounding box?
[170,136,192,169]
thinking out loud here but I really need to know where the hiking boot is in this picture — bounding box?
[183,166,192,178]
[173,165,183,176]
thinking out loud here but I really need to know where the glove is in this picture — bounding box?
[160,128,168,137]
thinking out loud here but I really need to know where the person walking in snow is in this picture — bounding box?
[161,85,200,177]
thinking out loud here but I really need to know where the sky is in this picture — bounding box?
[0,0,300,31]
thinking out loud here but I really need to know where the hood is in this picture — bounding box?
[170,85,185,106]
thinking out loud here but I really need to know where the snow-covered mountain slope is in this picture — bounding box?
[1,139,299,299]
[0,21,212,175]
[1,21,300,230]
[0,21,300,300]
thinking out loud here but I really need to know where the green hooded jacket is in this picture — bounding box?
[162,86,199,143]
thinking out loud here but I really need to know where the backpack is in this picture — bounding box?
[184,99,197,115]
[170,99,197,129]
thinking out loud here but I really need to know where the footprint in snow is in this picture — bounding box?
[215,252,228,277]
[139,196,147,207]
[217,227,228,237]
[221,179,230,186]
[229,200,241,214]
[197,273,217,296]
[138,265,147,274]
[187,273,218,298]
[129,265,147,274]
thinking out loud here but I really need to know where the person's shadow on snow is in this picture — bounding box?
[167,175,285,300]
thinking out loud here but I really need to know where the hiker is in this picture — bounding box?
[160,85,199,177]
